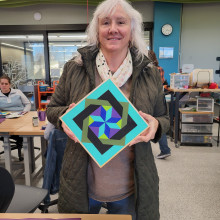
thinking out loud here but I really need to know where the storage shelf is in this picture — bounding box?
[37,80,59,109]
[39,91,54,94]
[180,110,213,146]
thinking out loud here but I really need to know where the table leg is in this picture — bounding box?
[23,137,32,186]
[170,92,174,141]
[3,136,12,174]
[29,137,35,172]
[174,92,180,148]
[217,108,220,147]
[40,137,47,167]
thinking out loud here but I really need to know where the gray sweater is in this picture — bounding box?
[0,88,31,111]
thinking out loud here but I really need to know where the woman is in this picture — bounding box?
[47,0,169,219]
[148,50,171,159]
[0,75,31,161]
[0,75,31,112]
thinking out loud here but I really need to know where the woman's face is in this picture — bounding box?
[98,4,131,56]
[0,79,11,93]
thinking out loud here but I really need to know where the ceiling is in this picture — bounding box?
[0,0,220,8]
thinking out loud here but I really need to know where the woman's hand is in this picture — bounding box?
[128,111,159,146]
[61,103,79,143]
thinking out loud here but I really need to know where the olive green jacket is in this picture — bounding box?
[47,46,170,220]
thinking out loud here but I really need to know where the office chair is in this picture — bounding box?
[0,166,48,213]
[0,136,41,162]
[0,136,23,161]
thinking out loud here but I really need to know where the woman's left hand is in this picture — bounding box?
[128,111,159,146]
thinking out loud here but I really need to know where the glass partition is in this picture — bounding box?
[48,32,87,81]
[144,31,150,50]
[0,34,45,87]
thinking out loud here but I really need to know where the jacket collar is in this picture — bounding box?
[78,46,151,69]
[77,46,151,89]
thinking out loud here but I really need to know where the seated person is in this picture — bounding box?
[0,75,31,161]
[0,75,31,112]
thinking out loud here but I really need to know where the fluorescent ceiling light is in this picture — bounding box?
[48,36,58,39]
[0,36,26,39]
[51,44,77,47]
[27,35,43,39]
[1,42,33,52]
[50,44,86,47]
[28,44,44,47]
[59,35,87,38]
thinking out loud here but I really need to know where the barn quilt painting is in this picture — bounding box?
[60,79,148,167]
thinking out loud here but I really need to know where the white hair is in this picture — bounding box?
[86,0,148,60]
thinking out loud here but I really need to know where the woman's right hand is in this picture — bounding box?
[61,103,79,143]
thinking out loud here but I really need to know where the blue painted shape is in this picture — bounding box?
[100,106,106,121]
[90,121,104,127]
[104,124,110,138]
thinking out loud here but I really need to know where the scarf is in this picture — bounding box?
[96,49,133,87]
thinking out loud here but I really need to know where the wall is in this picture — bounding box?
[180,3,220,84]
[153,2,182,83]
[0,2,153,25]
[0,4,94,25]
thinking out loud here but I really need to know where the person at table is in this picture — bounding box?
[0,75,31,112]
[0,75,31,161]
[47,0,169,219]
[148,50,171,159]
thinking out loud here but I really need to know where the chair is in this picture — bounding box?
[0,136,23,161]
[0,136,41,162]
[0,166,47,213]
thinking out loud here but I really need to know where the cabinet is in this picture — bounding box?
[37,80,59,109]
[179,109,213,146]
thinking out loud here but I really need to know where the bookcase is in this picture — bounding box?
[37,80,59,109]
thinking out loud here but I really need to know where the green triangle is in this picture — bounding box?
[103,105,111,111]
[99,133,109,139]
[88,116,94,125]
[117,119,122,128]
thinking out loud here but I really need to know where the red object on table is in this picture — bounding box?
[209,82,218,89]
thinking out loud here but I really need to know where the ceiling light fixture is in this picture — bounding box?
[34,12,42,21]
[0,36,26,39]
[1,42,33,52]
[59,35,87,38]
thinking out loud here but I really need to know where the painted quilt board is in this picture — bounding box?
[60,79,149,168]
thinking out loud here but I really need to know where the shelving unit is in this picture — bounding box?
[37,80,59,109]
[179,109,213,146]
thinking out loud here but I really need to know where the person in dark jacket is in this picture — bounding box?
[47,0,169,219]
[148,50,171,159]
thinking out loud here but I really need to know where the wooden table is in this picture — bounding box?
[0,111,47,186]
[0,213,131,220]
[168,88,220,147]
